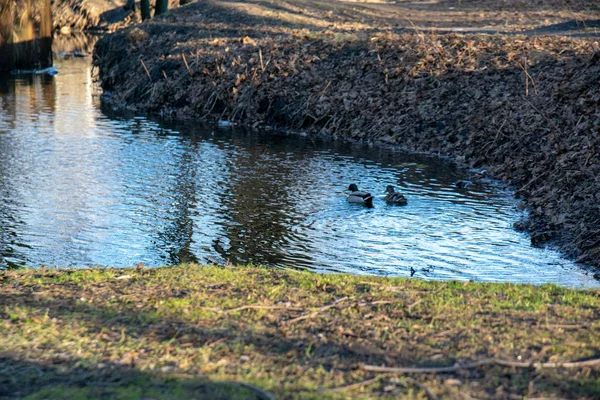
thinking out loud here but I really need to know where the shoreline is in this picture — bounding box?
[93,1,600,270]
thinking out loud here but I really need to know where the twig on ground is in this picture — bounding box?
[517,56,538,96]
[363,356,600,373]
[542,323,590,329]
[524,98,561,134]
[259,48,265,72]
[516,171,549,194]
[182,53,191,75]
[223,304,304,313]
[284,296,352,324]
[140,59,151,81]
[366,300,395,305]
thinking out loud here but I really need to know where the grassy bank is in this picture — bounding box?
[1,265,600,399]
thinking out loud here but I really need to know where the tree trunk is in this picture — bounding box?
[155,0,169,17]
[140,0,150,20]
[124,0,136,12]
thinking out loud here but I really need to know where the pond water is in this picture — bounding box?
[0,56,597,288]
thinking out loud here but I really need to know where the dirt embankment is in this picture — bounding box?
[93,0,600,269]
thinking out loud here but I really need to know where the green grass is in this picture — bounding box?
[1,264,599,399]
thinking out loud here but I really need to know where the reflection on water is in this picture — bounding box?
[0,57,597,288]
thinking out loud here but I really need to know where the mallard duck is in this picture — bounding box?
[347,183,373,207]
[384,185,407,205]
[455,180,472,189]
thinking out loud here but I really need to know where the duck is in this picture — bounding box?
[347,183,374,207]
[455,180,472,189]
[384,185,407,206]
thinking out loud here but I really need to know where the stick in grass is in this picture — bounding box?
[140,59,151,81]
[182,53,191,75]
[362,356,600,374]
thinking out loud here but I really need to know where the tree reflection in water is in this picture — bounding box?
[0,57,596,289]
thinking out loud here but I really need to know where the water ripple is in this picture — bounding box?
[0,58,597,288]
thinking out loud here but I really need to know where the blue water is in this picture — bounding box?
[0,56,597,288]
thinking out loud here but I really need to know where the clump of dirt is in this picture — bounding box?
[94,0,600,269]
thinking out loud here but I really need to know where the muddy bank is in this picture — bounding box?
[93,0,600,269]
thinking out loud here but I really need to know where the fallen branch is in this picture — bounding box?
[223,304,303,313]
[199,304,303,313]
[542,323,590,329]
[140,59,151,81]
[363,356,600,373]
[284,296,352,324]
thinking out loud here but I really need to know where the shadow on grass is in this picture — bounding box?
[0,287,392,398]
[0,288,394,364]
[0,356,265,400]
[2,279,600,398]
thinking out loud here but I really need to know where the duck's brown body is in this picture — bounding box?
[384,185,407,206]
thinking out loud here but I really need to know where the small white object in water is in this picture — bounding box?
[35,67,59,76]
[218,120,233,128]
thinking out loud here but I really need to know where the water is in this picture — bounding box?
[0,56,597,288]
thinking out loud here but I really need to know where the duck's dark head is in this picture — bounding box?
[348,183,359,192]
[385,185,395,194]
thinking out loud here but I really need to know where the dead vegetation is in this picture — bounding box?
[51,0,181,32]
[94,0,600,270]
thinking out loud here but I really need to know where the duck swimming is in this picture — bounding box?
[384,185,407,206]
[347,183,374,207]
[455,180,472,189]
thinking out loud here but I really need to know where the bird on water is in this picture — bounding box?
[384,185,407,206]
[347,183,374,207]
